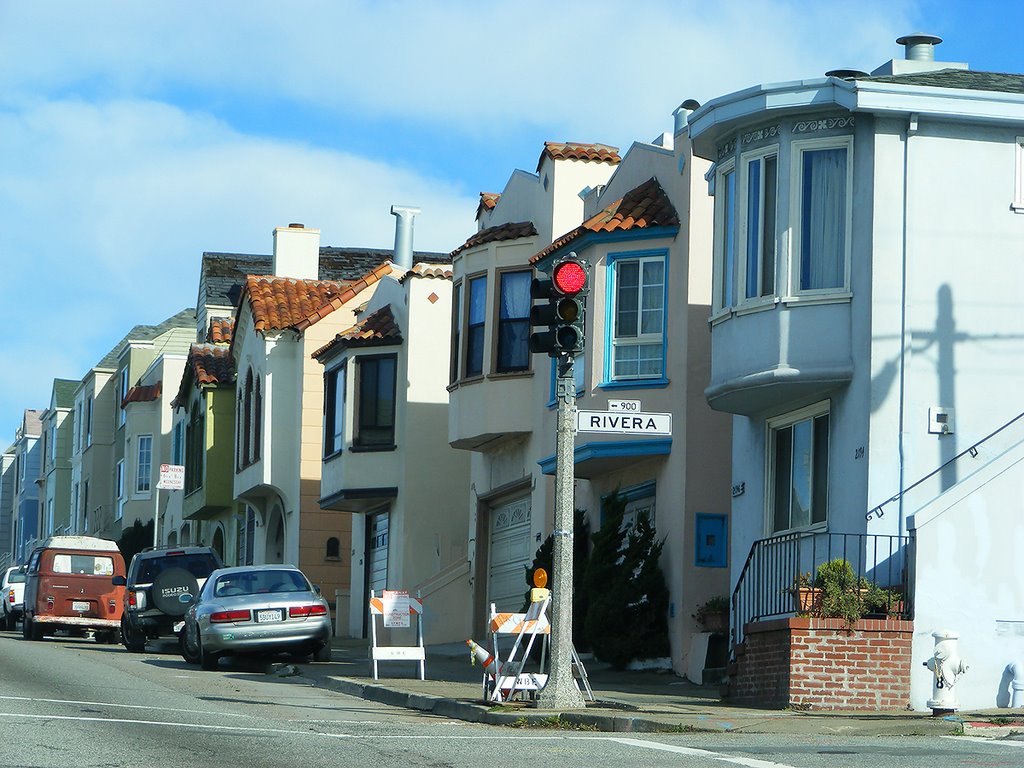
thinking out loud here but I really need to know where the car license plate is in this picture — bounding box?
[256,609,283,623]
[72,601,89,613]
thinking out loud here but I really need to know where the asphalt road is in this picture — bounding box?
[1,628,1023,768]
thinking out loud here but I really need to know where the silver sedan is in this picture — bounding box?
[179,565,332,670]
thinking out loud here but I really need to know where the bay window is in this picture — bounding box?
[769,403,830,533]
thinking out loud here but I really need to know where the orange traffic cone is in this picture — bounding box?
[466,639,496,676]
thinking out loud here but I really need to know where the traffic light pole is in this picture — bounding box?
[537,353,586,710]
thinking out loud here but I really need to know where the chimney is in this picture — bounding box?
[272,223,321,280]
[390,205,420,270]
[870,33,967,77]
[673,99,701,134]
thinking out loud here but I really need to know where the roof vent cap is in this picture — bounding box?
[825,69,869,79]
[896,33,942,62]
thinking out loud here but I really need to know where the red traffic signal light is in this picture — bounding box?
[552,259,587,296]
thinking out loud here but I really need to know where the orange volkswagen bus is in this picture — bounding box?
[22,536,126,643]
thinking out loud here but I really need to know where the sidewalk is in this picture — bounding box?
[315,638,1012,736]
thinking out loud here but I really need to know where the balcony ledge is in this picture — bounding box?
[705,362,853,416]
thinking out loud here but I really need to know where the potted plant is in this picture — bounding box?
[693,595,730,634]
[813,558,864,627]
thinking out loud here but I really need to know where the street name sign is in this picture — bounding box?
[157,464,185,490]
[576,410,672,435]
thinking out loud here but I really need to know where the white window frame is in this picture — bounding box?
[135,434,153,495]
[765,401,830,535]
[737,145,780,308]
[115,459,125,521]
[711,158,737,317]
[118,367,129,427]
[1013,136,1024,213]
[605,250,669,385]
[324,361,347,457]
[788,135,854,300]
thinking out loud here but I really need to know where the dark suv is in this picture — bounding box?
[115,546,222,652]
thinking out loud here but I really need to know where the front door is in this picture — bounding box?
[363,510,389,637]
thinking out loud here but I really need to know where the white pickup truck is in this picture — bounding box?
[2,566,26,630]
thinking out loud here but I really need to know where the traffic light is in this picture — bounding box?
[528,253,589,356]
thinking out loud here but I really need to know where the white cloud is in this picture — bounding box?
[0,0,923,439]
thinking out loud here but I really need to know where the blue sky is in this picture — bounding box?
[1,0,1021,440]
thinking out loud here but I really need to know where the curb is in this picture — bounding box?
[319,675,694,732]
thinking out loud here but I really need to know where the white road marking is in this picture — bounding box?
[609,737,800,768]
[943,735,1024,749]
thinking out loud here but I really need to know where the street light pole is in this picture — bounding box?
[537,353,585,709]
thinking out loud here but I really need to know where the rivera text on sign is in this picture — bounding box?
[575,410,672,435]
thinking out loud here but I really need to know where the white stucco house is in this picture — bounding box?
[314,257,471,643]
[688,33,1024,709]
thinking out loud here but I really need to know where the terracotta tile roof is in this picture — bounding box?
[536,142,620,172]
[399,262,453,282]
[122,382,162,408]
[450,221,538,258]
[531,177,679,264]
[173,344,234,408]
[476,192,500,220]
[207,317,234,344]
[238,261,399,345]
[312,304,403,360]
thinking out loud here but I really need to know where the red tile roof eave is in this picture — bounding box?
[230,261,396,358]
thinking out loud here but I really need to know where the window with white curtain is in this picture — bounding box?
[794,137,852,293]
[768,402,830,533]
[496,270,531,373]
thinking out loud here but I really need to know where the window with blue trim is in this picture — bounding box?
[607,253,666,382]
[464,275,486,378]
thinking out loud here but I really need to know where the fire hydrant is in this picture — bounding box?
[923,630,968,715]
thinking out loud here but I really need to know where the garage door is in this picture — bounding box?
[367,511,389,595]
[488,496,532,613]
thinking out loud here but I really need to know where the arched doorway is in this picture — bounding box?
[265,503,285,563]
[211,526,225,562]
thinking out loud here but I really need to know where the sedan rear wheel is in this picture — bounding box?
[313,642,332,663]
[198,633,219,671]
[179,625,201,665]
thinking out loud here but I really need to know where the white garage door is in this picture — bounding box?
[367,511,389,595]
[488,496,532,613]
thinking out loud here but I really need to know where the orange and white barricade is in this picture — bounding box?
[369,589,425,680]
[485,594,551,702]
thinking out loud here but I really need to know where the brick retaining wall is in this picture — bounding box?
[728,617,913,710]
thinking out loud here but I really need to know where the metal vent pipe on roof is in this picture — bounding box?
[390,205,420,270]
[897,33,942,61]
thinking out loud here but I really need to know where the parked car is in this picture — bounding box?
[180,564,331,670]
[2,566,26,630]
[113,546,223,652]
[22,536,126,643]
